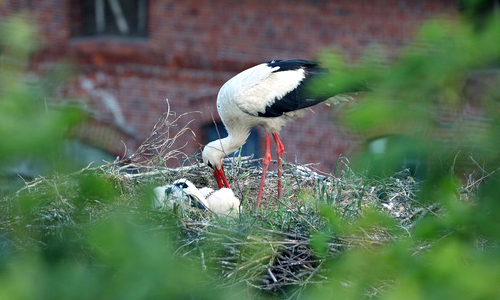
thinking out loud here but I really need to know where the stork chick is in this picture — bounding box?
[153,179,240,217]
[199,187,240,216]
[153,179,209,211]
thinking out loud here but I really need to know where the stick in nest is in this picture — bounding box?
[121,99,198,167]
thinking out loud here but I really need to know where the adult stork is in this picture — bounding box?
[202,59,357,209]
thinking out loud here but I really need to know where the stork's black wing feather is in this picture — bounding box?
[189,195,208,210]
[267,59,324,73]
[258,59,329,117]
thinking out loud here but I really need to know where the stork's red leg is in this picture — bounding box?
[272,132,284,199]
[256,133,271,209]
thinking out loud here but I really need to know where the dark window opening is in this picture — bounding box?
[72,0,148,38]
[204,122,260,161]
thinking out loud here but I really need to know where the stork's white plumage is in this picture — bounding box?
[202,59,350,209]
[153,179,240,217]
[199,187,240,216]
[153,179,209,211]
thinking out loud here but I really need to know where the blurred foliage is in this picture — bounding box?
[0,214,235,300]
[309,1,500,299]
[2,2,500,299]
[0,14,249,300]
[0,14,83,197]
[318,8,500,179]
[0,15,81,161]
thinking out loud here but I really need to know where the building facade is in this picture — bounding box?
[1,0,458,172]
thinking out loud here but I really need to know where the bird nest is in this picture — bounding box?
[4,154,433,298]
[2,106,465,298]
[98,157,432,297]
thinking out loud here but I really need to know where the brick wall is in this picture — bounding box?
[1,0,458,172]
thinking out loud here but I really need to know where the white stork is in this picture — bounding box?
[153,179,240,217]
[202,59,358,209]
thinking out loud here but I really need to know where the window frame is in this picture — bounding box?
[71,0,148,39]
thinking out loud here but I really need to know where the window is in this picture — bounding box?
[72,0,148,38]
[204,122,260,160]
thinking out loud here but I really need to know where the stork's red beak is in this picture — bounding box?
[213,166,230,188]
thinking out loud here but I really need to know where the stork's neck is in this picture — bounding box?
[213,130,249,156]
[203,126,251,170]
[208,127,249,158]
